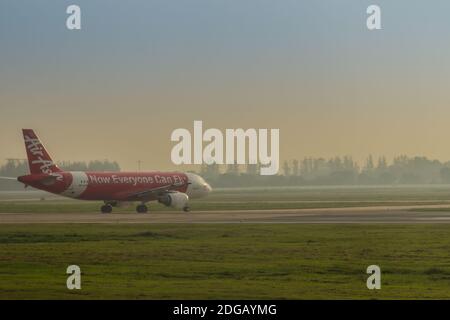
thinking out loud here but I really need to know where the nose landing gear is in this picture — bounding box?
[101,204,112,213]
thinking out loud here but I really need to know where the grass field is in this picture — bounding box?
[2,186,450,299]
[1,223,450,299]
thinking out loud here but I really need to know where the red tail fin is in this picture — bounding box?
[22,129,62,175]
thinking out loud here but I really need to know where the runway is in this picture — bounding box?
[1,205,450,224]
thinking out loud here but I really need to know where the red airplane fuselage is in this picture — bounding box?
[18,171,190,201]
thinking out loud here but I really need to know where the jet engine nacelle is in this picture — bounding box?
[158,192,189,209]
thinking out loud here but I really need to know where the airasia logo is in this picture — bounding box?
[25,135,63,181]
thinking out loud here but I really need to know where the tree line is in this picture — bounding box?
[199,155,450,187]
[3,155,450,190]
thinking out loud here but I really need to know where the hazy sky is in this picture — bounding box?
[1,0,450,171]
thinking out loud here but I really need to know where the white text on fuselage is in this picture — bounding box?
[88,174,186,186]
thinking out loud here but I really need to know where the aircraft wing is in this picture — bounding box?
[120,182,190,201]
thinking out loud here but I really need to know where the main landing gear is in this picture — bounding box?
[101,204,112,213]
[101,203,189,213]
[136,204,148,213]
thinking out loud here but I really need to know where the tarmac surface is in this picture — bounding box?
[1,205,450,224]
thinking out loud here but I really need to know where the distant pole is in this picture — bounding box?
[137,160,142,172]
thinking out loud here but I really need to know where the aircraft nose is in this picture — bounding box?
[204,183,212,193]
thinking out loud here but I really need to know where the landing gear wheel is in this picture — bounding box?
[183,206,191,212]
[136,204,148,213]
[101,204,112,213]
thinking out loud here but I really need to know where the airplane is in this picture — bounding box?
[0,129,212,213]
